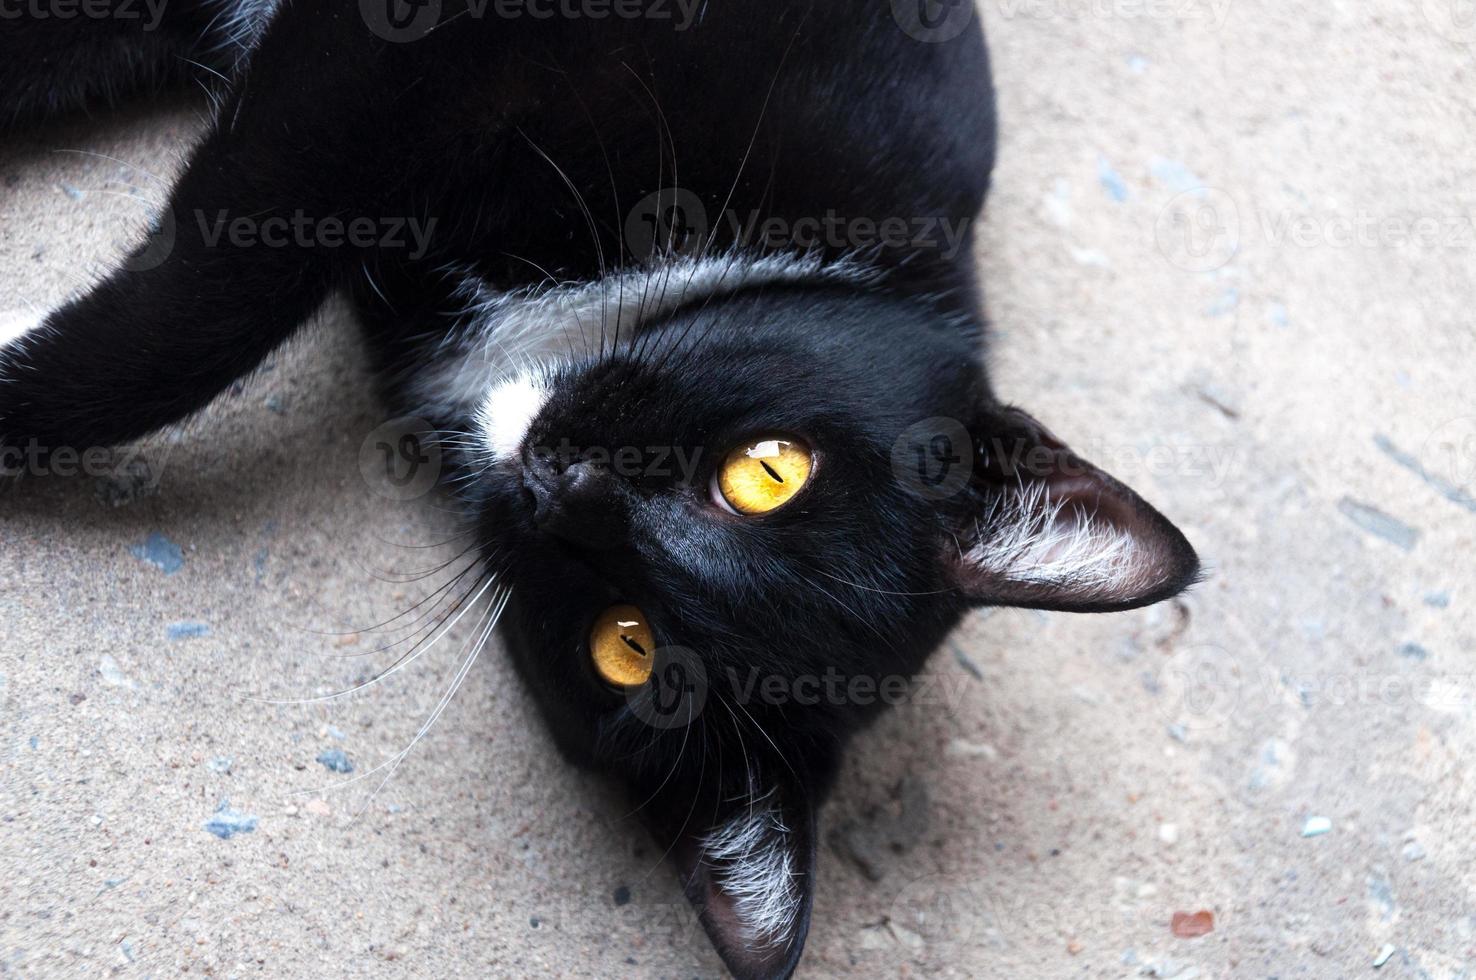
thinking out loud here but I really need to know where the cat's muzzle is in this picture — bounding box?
[523,454,629,549]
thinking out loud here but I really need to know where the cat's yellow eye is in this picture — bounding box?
[590,604,656,688]
[714,435,813,515]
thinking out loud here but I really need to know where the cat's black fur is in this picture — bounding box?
[0,4,1200,977]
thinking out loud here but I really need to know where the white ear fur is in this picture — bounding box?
[700,793,803,953]
[952,409,1199,611]
[967,480,1165,605]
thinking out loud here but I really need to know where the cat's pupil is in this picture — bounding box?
[621,635,648,657]
[760,461,784,483]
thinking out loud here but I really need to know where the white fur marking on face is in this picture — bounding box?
[476,372,550,462]
[701,796,800,952]
[968,482,1152,601]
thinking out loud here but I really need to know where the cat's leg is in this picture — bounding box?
[0,0,414,457]
[2,2,503,457]
[0,0,258,129]
[0,119,337,454]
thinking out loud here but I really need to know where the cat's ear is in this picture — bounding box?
[637,765,816,980]
[942,405,1200,612]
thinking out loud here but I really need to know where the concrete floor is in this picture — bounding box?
[3,2,1474,977]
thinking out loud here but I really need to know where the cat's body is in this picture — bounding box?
[0,4,1199,977]
[1,0,994,447]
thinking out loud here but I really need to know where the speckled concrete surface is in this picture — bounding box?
[3,3,1475,978]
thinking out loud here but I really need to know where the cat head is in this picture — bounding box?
[463,272,1198,979]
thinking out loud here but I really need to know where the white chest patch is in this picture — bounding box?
[0,310,44,349]
[0,310,49,383]
[408,252,877,466]
[476,372,550,463]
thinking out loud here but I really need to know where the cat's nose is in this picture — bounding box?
[523,455,628,549]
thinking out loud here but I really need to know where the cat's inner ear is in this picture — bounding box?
[639,769,815,980]
[944,406,1200,612]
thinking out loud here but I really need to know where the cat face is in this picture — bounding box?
[465,285,1199,978]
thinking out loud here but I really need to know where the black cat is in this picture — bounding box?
[0,3,1199,977]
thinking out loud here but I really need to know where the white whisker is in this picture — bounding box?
[245,572,496,705]
[347,584,512,816]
